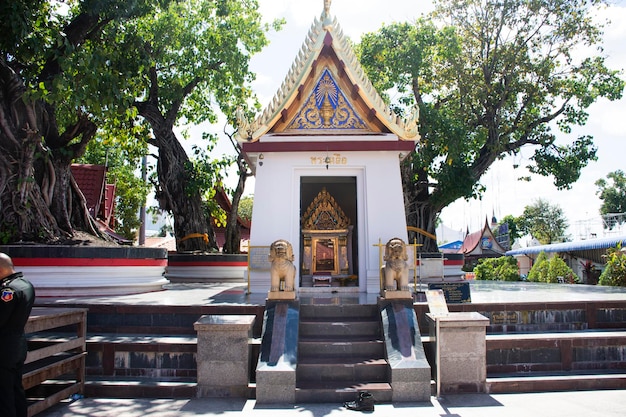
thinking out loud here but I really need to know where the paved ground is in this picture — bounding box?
[36,390,626,417]
[37,280,626,307]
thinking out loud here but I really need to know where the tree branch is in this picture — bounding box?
[165,76,201,126]
[38,13,112,83]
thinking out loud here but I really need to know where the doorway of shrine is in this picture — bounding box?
[300,176,358,288]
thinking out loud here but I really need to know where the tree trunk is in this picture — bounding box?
[0,62,61,242]
[406,201,439,252]
[223,152,249,254]
[148,124,218,253]
[0,9,145,244]
[401,159,440,252]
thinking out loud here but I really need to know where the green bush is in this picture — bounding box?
[547,255,578,283]
[527,251,548,282]
[474,256,520,281]
[527,251,577,283]
[599,246,626,287]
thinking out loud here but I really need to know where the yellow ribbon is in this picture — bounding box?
[178,233,209,243]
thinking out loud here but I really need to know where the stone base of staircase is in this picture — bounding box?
[85,377,197,398]
[486,372,626,393]
[295,382,392,403]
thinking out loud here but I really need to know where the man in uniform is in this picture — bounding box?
[0,252,35,417]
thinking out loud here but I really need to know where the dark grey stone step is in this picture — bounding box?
[298,337,385,357]
[84,377,197,398]
[296,304,390,402]
[486,372,626,393]
[295,381,392,403]
[299,319,381,338]
[300,304,379,319]
[297,357,389,383]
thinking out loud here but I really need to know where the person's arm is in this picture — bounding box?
[0,289,17,328]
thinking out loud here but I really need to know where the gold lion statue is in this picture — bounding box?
[382,237,410,291]
[269,239,296,292]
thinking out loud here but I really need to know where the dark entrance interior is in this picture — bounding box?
[300,176,358,287]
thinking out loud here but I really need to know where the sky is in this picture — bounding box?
[185,0,626,243]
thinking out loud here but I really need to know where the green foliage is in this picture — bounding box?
[186,143,232,199]
[238,195,253,221]
[527,251,549,282]
[547,256,578,284]
[2,1,278,244]
[527,251,577,283]
[599,245,626,286]
[159,223,173,237]
[122,0,280,126]
[518,199,569,244]
[79,137,150,241]
[356,0,624,245]
[11,1,174,133]
[1,1,183,242]
[474,256,520,281]
[118,0,277,244]
[596,170,626,229]
[498,215,522,243]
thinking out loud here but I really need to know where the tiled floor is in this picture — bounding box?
[36,280,626,307]
[36,390,626,417]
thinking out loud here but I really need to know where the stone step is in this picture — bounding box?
[300,304,379,319]
[299,318,381,338]
[298,336,385,358]
[52,303,264,336]
[296,304,389,403]
[486,371,626,393]
[85,377,197,398]
[295,381,392,403]
[297,357,389,383]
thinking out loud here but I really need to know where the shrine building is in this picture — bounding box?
[238,2,420,294]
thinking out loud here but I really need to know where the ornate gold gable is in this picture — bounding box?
[236,1,421,142]
[285,68,370,133]
[301,187,350,230]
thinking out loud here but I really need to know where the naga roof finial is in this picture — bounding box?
[322,0,333,29]
[323,0,332,17]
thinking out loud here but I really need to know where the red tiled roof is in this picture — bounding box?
[459,218,506,256]
[214,188,251,229]
[71,164,106,217]
[459,230,482,254]
[101,183,116,225]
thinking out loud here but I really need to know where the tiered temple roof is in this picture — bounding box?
[237,1,421,142]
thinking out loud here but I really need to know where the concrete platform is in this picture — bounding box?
[36,280,626,307]
[30,280,626,409]
[35,390,626,417]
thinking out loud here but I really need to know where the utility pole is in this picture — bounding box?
[138,155,147,245]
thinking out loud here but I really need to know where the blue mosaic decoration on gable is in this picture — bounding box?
[287,68,368,131]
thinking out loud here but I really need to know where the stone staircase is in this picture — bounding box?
[33,296,626,399]
[34,301,264,399]
[414,301,626,393]
[295,304,392,403]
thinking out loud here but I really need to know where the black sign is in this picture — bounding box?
[428,282,471,304]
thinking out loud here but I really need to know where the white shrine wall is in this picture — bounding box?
[247,136,411,294]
